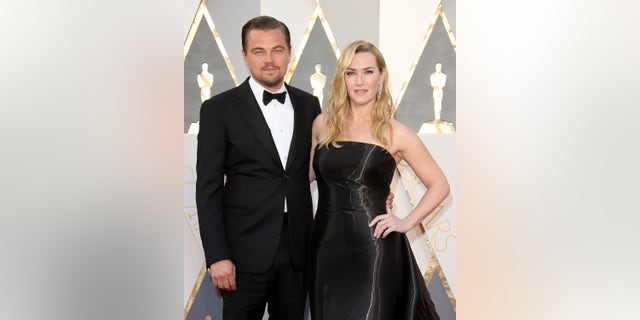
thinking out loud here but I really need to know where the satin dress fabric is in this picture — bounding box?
[310,141,440,320]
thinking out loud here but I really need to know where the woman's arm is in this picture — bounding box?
[370,120,450,237]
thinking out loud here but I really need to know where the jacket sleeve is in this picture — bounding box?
[312,96,321,118]
[196,99,230,267]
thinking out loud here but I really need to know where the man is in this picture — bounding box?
[196,16,321,319]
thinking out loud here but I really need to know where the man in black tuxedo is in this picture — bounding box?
[196,16,321,320]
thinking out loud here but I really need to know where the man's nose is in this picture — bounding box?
[265,52,274,62]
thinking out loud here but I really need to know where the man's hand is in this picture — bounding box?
[386,191,395,212]
[209,259,237,291]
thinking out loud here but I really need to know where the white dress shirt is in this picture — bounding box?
[248,77,294,211]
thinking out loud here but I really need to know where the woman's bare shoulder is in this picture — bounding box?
[389,118,414,138]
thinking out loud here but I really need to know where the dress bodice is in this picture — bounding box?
[313,141,396,218]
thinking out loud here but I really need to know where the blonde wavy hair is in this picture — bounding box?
[320,40,393,148]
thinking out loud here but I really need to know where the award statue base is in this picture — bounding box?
[418,120,455,134]
[187,121,200,135]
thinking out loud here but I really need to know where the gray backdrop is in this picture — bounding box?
[394,15,457,132]
[288,18,338,110]
[184,15,237,133]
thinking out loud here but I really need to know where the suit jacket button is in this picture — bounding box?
[283,175,290,179]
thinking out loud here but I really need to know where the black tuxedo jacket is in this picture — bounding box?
[196,78,321,273]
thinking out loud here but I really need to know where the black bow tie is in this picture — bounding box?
[263,90,287,105]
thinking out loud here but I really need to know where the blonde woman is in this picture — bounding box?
[309,41,449,319]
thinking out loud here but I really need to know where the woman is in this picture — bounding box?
[309,40,450,319]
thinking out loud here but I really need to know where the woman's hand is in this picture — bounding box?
[369,205,415,238]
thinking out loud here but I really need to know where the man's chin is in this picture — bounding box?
[257,76,284,89]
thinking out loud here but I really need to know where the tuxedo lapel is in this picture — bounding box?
[233,80,282,168]
[285,85,303,171]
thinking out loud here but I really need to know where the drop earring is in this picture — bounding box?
[376,83,382,101]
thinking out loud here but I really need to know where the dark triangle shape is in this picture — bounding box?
[394,15,456,132]
[427,270,456,320]
[185,270,223,320]
[289,18,337,110]
[184,15,236,133]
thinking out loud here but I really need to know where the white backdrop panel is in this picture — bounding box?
[395,134,456,296]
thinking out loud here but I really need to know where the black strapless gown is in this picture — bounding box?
[310,141,440,320]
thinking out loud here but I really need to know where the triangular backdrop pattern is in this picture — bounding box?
[184,14,236,133]
[394,14,456,132]
[288,17,338,110]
